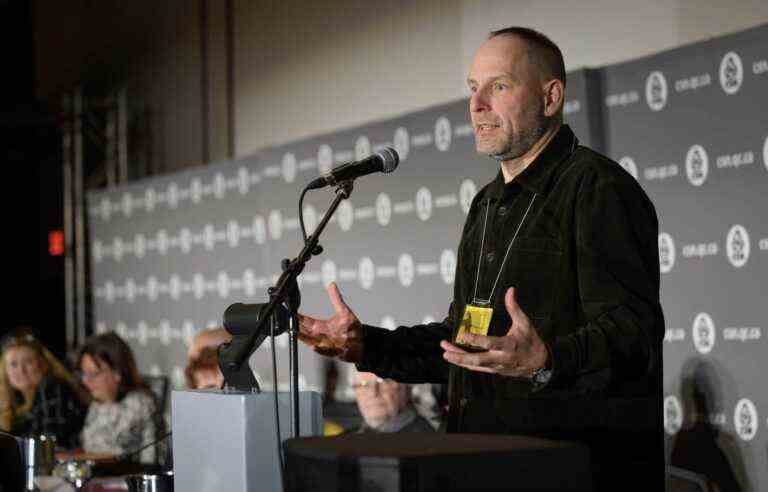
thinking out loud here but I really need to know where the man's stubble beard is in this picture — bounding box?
[482,103,554,162]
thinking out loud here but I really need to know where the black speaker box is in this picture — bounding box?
[284,433,593,492]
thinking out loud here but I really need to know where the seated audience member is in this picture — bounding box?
[187,327,231,361]
[0,330,88,448]
[185,347,224,390]
[353,371,434,433]
[78,332,159,463]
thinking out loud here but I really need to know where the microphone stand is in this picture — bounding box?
[224,180,354,439]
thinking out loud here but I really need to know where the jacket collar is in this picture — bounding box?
[485,124,578,202]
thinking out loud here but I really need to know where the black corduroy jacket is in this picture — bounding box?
[357,125,664,440]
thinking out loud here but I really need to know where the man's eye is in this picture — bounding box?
[493,83,507,91]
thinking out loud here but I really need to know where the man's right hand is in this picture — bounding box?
[298,282,364,363]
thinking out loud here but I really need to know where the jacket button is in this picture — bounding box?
[486,251,495,262]
[497,206,507,216]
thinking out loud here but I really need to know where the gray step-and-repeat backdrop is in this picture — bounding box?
[89,23,766,490]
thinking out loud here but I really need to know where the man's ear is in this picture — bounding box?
[542,79,564,118]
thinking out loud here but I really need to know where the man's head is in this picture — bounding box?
[353,371,409,429]
[185,347,224,390]
[467,27,565,161]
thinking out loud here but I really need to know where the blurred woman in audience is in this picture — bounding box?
[184,346,224,389]
[78,332,160,463]
[0,330,89,448]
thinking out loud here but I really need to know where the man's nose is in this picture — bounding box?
[470,88,491,113]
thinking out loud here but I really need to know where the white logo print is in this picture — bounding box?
[685,145,709,186]
[734,398,758,441]
[658,232,675,274]
[268,210,283,240]
[664,395,683,435]
[303,205,317,235]
[337,200,354,231]
[282,153,297,183]
[645,71,668,111]
[381,316,396,331]
[393,127,410,161]
[435,116,452,152]
[720,52,744,95]
[375,193,392,226]
[321,260,337,286]
[726,224,750,268]
[398,254,415,287]
[459,179,477,215]
[619,156,638,180]
[358,257,375,290]
[763,135,768,172]
[440,249,456,285]
[692,312,716,354]
[415,187,433,221]
[190,178,203,203]
[355,136,371,161]
[144,188,156,211]
[252,215,266,244]
[237,167,250,194]
[317,144,334,175]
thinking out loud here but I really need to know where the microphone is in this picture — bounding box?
[306,147,399,190]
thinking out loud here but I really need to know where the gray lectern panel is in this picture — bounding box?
[172,390,322,492]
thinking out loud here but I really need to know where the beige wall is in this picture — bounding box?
[35,0,768,174]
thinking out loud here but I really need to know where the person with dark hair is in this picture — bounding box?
[0,330,89,448]
[185,346,224,390]
[78,332,160,463]
[298,26,664,491]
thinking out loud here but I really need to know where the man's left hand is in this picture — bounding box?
[441,287,549,378]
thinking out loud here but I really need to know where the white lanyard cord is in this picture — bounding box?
[471,193,537,305]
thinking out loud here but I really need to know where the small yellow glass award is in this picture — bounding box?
[454,304,493,353]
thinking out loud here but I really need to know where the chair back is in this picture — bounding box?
[142,374,170,414]
[668,465,714,492]
[0,431,26,492]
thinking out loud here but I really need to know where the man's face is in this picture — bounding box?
[354,372,408,429]
[193,368,224,390]
[467,35,550,160]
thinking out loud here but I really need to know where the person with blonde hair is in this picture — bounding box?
[0,329,89,448]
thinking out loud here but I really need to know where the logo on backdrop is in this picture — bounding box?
[658,232,675,274]
[734,398,758,441]
[398,253,415,287]
[416,187,433,221]
[317,144,334,175]
[375,192,392,226]
[303,205,318,235]
[435,116,452,152]
[618,156,639,180]
[645,71,668,111]
[282,153,297,183]
[763,135,768,172]
[726,224,750,268]
[664,395,683,435]
[393,127,410,161]
[692,312,716,354]
[459,179,477,215]
[321,260,337,286]
[355,136,371,161]
[268,210,283,240]
[685,145,709,186]
[719,51,744,95]
[359,257,375,290]
[338,201,354,231]
[440,249,456,285]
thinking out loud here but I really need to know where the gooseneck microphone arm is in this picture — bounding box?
[223,181,353,375]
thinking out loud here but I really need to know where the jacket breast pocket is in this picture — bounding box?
[503,237,562,319]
